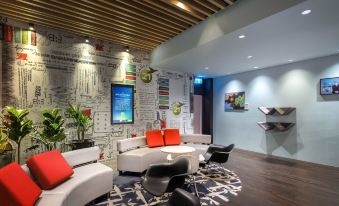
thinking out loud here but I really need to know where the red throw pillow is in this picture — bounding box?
[26,150,74,190]
[0,162,42,206]
[164,129,181,146]
[146,130,164,148]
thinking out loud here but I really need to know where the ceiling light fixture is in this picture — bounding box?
[204,67,209,70]
[288,59,294,62]
[238,35,246,39]
[247,55,253,59]
[28,23,35,31]
[125,46,130,52]
[253,66,259,69]
[301,10,311,15]
[176,1,186,9]
[85,39,89,43]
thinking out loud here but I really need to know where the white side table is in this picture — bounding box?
[160,145,197,173]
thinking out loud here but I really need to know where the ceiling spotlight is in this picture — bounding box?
[85,39,89,43]
[288,59,294,62]
[247,55,253,59]
[253,66,259,69]
[238,35,246,39]
[176,1,185,9]
[204,67,209,70]
[28,23,35,31]
[301,10,311,15]
[125,46,130,52]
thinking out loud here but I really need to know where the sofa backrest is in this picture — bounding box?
[117,134,212,153]
[181,134,211,144]
[62,146,100,167]
[117,136,147,153]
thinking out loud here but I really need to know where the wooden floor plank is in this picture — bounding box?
[225,149,339,206]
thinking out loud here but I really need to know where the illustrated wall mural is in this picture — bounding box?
[0,18,194,167]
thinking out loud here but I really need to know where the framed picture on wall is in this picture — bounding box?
[225,92,245,111]
[111,84,134,124]
[320,77,339,95]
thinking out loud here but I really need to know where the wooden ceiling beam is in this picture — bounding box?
[0,4,157,49]
[117,0,191,29]
[96,0,187,32]
[0,9,155,51]
[207,0,228,10]
[71,0,180,35]
[224,0,235,5]
[160,0,207,20]
[41,0,174,39]
[142,0,200,25]
[12,0,165,43]
[180,0,214,16]
[194,0,219,12]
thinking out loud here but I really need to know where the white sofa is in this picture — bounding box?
[117,134,211,173]
[22,147,113,206]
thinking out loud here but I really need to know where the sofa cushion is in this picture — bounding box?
[146,130,164,148]
[164,129,180,146]
[26,150,74,190]
[0,162,42,206]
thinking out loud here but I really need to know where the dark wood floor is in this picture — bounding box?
[226,149,339,206]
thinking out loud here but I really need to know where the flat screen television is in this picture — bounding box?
[320,77,339,95]
[111,84,134,124]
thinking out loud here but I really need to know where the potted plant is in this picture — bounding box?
[66,103,94,150]
[31,108,66,151]
[0,129,13,167]
[1,106,33,164]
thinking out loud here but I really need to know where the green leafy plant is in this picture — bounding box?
[1,106,33,163]
[0,129,12,154]
[33,108,66,151]
[66,103,93,142]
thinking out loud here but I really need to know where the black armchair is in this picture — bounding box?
[157,188,200,206]
[200,144,234,174]
[142,158,190,196]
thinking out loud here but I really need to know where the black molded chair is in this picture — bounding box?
[201,144,234,174]
[142,158,190,196]
[157,188,200,206]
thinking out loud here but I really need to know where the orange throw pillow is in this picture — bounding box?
[164,129,181,146]
[146,130,164,148]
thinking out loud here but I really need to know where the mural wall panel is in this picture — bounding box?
[0,18,194,166]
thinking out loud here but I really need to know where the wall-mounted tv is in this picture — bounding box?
[111,84,134,124]
[320,77,339,95]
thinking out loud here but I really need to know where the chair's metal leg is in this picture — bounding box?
[192,175,199,198]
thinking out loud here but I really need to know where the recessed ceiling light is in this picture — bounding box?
[253,66,259,69]
[176,1,186,9]
[238,35,246,39]
[204,67,209,70]
[301,10,311,15]
[85,39,89,43]
[28,23,35,31]
[288,59,294,62]
[247,55,253,59]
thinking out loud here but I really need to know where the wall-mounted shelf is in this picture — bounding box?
[258,107,296,115]
[257,121,295,131]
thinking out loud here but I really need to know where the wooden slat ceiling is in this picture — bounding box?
[0,0,237,51]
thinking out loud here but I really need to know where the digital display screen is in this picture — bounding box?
[111,84,134,124]
[320,77,339,95]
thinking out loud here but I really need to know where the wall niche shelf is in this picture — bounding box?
[258,107,296,115]
[257,121,295,131]
[258,107,296,132]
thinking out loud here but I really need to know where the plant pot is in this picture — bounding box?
[0,150,14,168]
[70,139,95,150]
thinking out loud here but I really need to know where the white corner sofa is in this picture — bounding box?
[21,147,113,206]
[117,134,211,174]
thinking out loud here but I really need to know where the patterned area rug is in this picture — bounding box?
[91,165,242,206]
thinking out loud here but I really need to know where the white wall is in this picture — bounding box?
[214,54,339,167]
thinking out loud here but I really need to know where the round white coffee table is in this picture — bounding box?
[161,146,198,173]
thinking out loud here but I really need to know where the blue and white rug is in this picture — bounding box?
[91,165,242,206]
